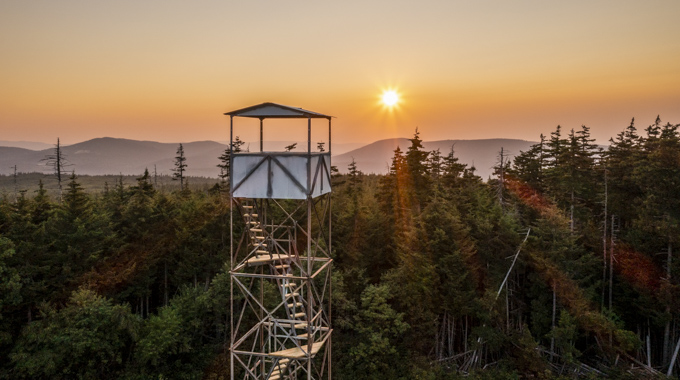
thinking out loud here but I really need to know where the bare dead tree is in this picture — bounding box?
[495,147,506,207]
[41,138,71,201]
[11,165,17,203]
[602,164,608,311]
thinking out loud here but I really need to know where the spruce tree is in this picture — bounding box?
[173,143,188,191]
[217,136,244,183]
[405,128,431,206]
[442,145,467,186]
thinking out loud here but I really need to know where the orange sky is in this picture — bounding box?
[1,1,679,146]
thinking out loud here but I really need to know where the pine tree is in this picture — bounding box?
[428,148,443,182]
[32,180,51,224]
[510,136,545,193]
[63,172,90,220]
[606,118,642,225]
[441,145,467,186]
[217,136,245,182]
[542,125,600,232]
[633,118,680,365]
[347,158,363,196]
[405,128,431,206]
[173,143,188,191]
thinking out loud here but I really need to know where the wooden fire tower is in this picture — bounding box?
[226,103,333,380]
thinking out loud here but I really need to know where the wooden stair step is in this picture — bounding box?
[256,250,269,254]
[282,283,296,288]
[268,336,327,358]
[245,213,258,217]
[246,254,293,266]
[288,302,303,308]
[255,236,265,240]
[285,292,300,298]
[250,228,263,232]
[275,264,290,270]
[293,312,306,318]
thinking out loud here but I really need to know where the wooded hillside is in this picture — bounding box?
[0,117,679,379]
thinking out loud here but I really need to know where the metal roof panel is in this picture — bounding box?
[224,102,332,119]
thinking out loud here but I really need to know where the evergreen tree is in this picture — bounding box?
[173,143,188,191]
[441,145,467,186]
[347,158,363,196]
[428,148,443,182]
[217,136,245,182]
[346,285,409,379]
[62,172,90,220]
[405,128,430,206]
[10,289,139,379]
[606,118,643,225]
[511,134,545,192]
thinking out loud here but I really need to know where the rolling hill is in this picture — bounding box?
[0,138,227,178]
[0,140,53,151]
[0,137,537,180]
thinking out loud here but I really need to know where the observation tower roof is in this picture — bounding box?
[224,102,332,119]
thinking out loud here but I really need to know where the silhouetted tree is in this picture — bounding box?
[40,138,71,201]
[217,136,245,183]
[172,144,187,191]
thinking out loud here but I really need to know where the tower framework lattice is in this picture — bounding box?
[227,103,333,380]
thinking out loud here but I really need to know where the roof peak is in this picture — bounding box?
[224,102,332,119]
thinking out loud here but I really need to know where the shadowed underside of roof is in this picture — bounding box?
[224,102,332,119]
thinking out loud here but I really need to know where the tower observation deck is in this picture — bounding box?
[226,103,333,380]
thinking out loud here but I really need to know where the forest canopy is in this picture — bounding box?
[0,117,679,379]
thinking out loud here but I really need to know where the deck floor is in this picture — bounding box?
[246,254,294,266]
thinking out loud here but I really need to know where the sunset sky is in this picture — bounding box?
[1,1,679,146]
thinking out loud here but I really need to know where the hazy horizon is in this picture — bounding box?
[2,1,679,146]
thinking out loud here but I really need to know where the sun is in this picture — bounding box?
[381,89,399,107]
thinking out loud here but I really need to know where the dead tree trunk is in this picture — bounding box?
[668,333,680,377]
[663,240,673,365]
[551,284,556,361]
[602,166,608,311]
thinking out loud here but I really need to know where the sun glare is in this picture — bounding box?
[381,90,399,107]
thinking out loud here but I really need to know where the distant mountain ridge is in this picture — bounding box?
[0,140,53,151]
[0,137,537,180]
[0,138,228,178]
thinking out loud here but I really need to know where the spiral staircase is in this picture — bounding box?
[239,199,326,379]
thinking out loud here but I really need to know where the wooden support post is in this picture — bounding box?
[259,118,263,152]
